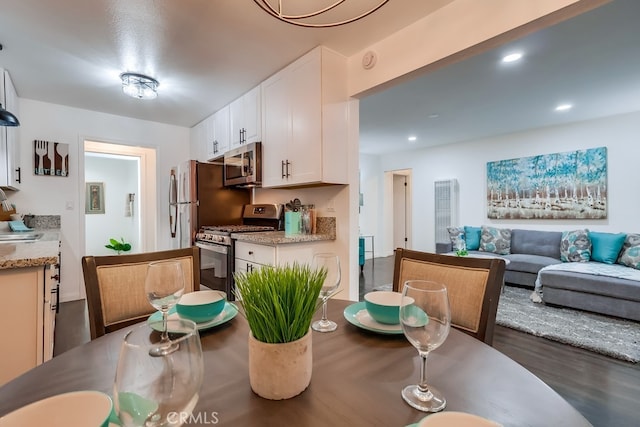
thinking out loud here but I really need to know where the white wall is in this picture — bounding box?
[361,111,640,257]
[85,155,139,256]
[7,99,190,302]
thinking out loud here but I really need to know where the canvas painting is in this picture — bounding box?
[85,182,105,214]
[33,140,70,176]
[487,147,607,220]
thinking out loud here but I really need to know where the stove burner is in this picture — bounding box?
[201,225,275,234]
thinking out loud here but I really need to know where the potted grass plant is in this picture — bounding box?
[234,263,326,400]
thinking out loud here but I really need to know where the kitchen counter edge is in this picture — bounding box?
[0,230,60,270]
[231,231,335,245]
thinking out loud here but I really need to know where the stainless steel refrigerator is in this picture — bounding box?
[171,160,250,248]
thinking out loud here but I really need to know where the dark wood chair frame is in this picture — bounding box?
[81,247,200,340]
[392,248,505,345]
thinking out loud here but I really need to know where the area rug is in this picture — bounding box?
[373,284,640,363]
[496,286,640,363]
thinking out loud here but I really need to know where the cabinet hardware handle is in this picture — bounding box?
[248,251,254,255]
[281,160,286,179]
[286,160,291,178]
[15,167,21,183]
[51,274,60,281]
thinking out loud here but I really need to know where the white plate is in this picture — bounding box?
[408,411,502,427]
[0,391,113,427]
[343,302,403,334]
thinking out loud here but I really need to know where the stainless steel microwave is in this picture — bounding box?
[223,142,262,187]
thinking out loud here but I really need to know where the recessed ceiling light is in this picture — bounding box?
[408,136,417,142]
[555,103,573,112]
[427,113,440,119]
[501,52,523,63]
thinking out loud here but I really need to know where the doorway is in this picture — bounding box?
[383,169,412,255]
[83,140,157,257]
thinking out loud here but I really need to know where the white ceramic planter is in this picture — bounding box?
[248,330,312,400]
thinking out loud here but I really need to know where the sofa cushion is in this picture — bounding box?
[446,226,465,250]
[589,231,626,264]
[479,226,511,255]
[539,267,640,302]
[560,229,591,262]
[617,233,640,270]
[463,226,482,250]
[504,254,562,274]
[510,229,561,259]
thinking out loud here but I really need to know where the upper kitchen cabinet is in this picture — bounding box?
[0,69,21,190]
[189,118,208,162]
[261,47,349,188]
[230,85,261,149]
[208,105,230,160]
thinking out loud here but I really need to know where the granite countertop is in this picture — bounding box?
[0,230,60,270]
[231,231,335,245]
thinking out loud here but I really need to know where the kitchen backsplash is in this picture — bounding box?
[315,217,336,238]
[23,215,61,229]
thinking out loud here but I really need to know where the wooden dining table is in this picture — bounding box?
[0,299,591,426]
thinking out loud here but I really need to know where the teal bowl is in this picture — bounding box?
[364,291,413,325]
[176,290,226,323]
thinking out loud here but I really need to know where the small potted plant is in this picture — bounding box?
[105,237,132,255]
[234,263,326,400]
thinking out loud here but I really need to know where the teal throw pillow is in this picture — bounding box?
[479,226,511,255]
[589,232,626,264]
[464,226,482,250]
[560,229,591,262]
[617,233,640,270]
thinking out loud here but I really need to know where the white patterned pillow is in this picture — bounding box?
[479,226,511,255]
[446,226,465,250]
[560,229,591,262]
[617,233,640,270]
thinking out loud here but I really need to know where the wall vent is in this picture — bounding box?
[434,179,459,243]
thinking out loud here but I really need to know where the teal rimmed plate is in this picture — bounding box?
[148,301,238,331]
[343,301,403,335]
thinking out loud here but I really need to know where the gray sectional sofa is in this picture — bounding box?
[437,227,640,322]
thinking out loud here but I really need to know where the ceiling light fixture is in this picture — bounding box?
[408,136,417,142]
[120,72,159,100]
[0,103,20,127]
[502,52,523,63]
[555,103,573,112]
[253,0,389,28]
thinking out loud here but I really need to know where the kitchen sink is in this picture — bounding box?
[0,232,43,243]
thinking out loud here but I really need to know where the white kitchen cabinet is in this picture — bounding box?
[207,105,230,160]
[234,240,334,275]
[190,118,208,162]
[262,47,349,188]
[0,69,21,190]
[0,264,56,386]
[230,85,261,149]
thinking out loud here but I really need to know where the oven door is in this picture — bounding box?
[195,241,235,300]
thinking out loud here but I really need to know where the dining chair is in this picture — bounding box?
[392,248,505,345]
[81,247,200,340]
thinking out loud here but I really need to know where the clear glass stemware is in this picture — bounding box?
[114,318,204,427]
[400,280,451,412]
[145,260,185,356]
[311,253,341,333]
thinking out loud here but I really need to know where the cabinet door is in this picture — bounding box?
[190,119,208,162]
[261,70,290,187]
[287,52,322,185]
[0,267,44,386]
[43,264,57,362]
[1,70,20,189]
[229,96,244,149]
[212,105,230,158]
[243,86,261,144]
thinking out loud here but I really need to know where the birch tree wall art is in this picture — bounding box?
[486,147,607,219]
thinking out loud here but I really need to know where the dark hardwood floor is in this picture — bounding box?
[55,256,639,426]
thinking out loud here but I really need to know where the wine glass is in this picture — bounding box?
[400,280,451,412]
[311,253,341,333]
[145,260,185,356]
[114,318,204,427]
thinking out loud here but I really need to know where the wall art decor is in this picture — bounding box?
[85,182,105,214]
[33,140,69,176]
[487,147,607,220]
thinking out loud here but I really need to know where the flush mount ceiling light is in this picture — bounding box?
[555,103,573,112]
[501,52,523,63]
[253,0,389,28]
[120,72,159,100]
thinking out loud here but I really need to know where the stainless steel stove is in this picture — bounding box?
[194,204,282,299]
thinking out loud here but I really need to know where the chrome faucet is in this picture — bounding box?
[0,188,11,212]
